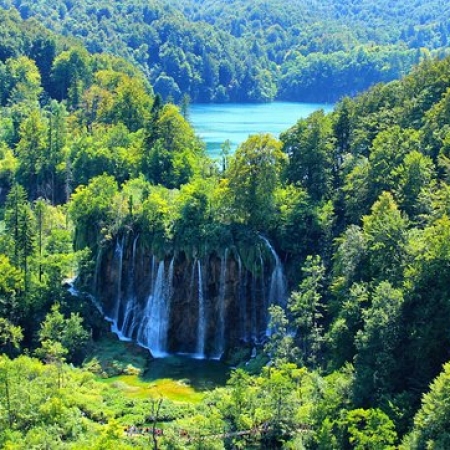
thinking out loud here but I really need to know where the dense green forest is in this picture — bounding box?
[3,6,450,449]
[1,0,450,102]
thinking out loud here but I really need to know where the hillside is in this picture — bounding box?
[2,6,450,449]
[1,0,450,102]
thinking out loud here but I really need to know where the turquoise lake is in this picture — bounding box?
[189,101,335,158]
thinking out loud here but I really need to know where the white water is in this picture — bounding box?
[99,236,287,358]
[93,247,103,295]
[121,235,139,338]
[261,237,287,308]
[261,236,287,337]
[236,254,247,341]
[196,260,206,358]
[213,249,228,359]
[111,236,124,330]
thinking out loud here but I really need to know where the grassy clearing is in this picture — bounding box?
[99,375,204,403]
[86,334,227,404]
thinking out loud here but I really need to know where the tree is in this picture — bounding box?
[103,75,152,132]
[281,110,335,201]
[15,109,48,199]
[68,174,120,250]
[353,282,404,406]
[3,56,42,106]
[265,305,296,367]
[227,133,286,230]
[37,303,89,364]
[393,150,435,220]
[143,104,201,188]
[368,126,420,205]
[362,192,408,285]
[327,283,369,370]
[346,408,397,449]
[0,318,23,356]
[401,216,450,397]
[289,255,325,368]
[51,47,92,106]
[275,184,334,259]
[405,361,450,449]
[46,100,68,204]
[4,184,36,290]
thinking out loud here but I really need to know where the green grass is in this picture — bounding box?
[87,334,229,404]
[99,374,204,403]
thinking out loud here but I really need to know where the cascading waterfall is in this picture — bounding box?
[214,249,228,359]
[137,260,169,357]
[189,258,197,304]
[93,246,103,296]
[167,256,175,303]
[261,236,287,336]
[251,262,258,341]
[236,253,247,341]
[196,260,206,358]
[94,234,288,358]
[259,247,268,335]
[111,236,124,335]
[121,235,139,338]
[261,237,287,308]
[107,248,175,357]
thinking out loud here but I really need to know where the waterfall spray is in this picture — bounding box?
[214,249,228,359]
[196,260,206,358]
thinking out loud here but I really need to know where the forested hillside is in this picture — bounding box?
[3,7,450,449]
[0,0,449,102]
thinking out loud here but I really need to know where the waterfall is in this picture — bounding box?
[164,256,175,349]
[251,262,257,342]
[261,237,287,308]
[93,246,103,296]
[237,254,247,341]
[137,260,170,357]
[167,256,175,302]
[214,249,228,359]
[98,234,287,357]
[121,235,139,338]
[67,279,104,315]
[189,258,197,304]
[196,260,206,358]
[259,247,267,337]
[261,237,287,337]
[111,236,124,332]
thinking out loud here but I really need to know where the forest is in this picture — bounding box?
[2,4,450,449]
[0,0,450,102]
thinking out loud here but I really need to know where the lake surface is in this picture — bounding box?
[189,101,334,158]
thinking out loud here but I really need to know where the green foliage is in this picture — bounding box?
[227,133,286,230]
[4,6,450,449]
[69,174,120,250]
[37,303,89,364]
[353,282,404,406]
[346,408,397,449]
[265,305,296,367]
[405,362,450,449]
[0,317,22,355]
[282,110,335,201]
[289,255,326,369]
[2,0,449,103]
[143,103,202,188]
[362,192,408,285]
